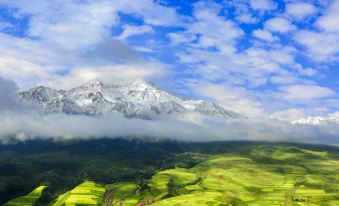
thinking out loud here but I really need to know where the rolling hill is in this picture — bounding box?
[1,139,338,206]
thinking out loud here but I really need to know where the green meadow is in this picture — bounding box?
[2,140,339,206]
[51,181,105,206]
[4,186,46,206]
[148,146,339,206]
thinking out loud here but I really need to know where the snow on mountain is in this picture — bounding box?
[292,116,326,125]
[18,80,246,119]
[292,115,339,125]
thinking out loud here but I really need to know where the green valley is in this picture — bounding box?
[4,186,46,206]
[2,140,338,206]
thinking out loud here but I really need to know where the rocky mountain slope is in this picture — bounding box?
[19,80,245,119]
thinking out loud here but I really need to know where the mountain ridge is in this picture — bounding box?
[18,80,246,119]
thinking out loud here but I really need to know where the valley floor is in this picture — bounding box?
[3,142,338,206]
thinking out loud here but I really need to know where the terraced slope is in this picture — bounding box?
[5,144,339,206]
[104,182,142,206]
[4,186,46,206]
[110,145,339,206]
[51,181,105,206]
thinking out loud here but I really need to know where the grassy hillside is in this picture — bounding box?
[4,186,46,206]
[1,139,338,205]
[51,181,105,206]
[108,145,338,206]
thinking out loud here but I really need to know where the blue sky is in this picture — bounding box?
[0,0,339,119]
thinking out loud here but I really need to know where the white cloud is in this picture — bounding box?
[167,32,196,45]
[187,6,244,54]
[297,67,318,77]
[0,76,23,111]
[0,20,14,31]
[27,1,119,51]
[270,73,298,85]
[285,2,317,21]
[294,30,339,62]
[316,0,339,32]
[0,55,51,87]
[44,62,169,90]
[265,17,295,33]
[231,1,259,24]
[235,13,259,24]
[1,110,339,144]
[0,0,181,89]
[278,84,337,101]
[0,0,184,53]
[187,81,263,117]
[293,1,339,62]
[177,43,301,88]
[117,24,154,40]
[253,29,279,42]
[250,0,277,11]
[271,108,307,121]
[116,0,185,27]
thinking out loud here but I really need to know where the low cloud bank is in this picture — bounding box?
[0,76,23,112]
[0,77,338,145]
[0,112,338,145]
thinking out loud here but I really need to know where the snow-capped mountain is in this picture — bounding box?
[292,114,339,125]
[292,116,327,125]
[18,80,246,119]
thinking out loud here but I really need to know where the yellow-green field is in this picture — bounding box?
[104,182,141,206]
[5,145,339,206]
[51,181,105,206]
[4,186,46,206]
[137,145,338,206]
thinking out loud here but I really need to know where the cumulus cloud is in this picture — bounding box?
[277,84,337,101]
[285,2,317,21]
[253,29,279,42]
[264,17,295,33]
[186,81,263,118]
[0,20,14,31]
[83,38,142,64]
[186,2,244,54]
[316,0,339,32]
[250,0,277,11]
[0,0,181,89]
[44,62,169,90]
[294,31,339,62]
[117,24,154,40]
[270,108,308,122]
[293,1,339,62]
[0,76,22,111]
[235,13,258,24]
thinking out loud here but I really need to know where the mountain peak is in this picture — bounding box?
[19,80,246,119]
[129,79,153,90]
[82,79,104,88]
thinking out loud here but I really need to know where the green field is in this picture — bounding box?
[104,182,141,206]
[147,146,339,206]
[4,186,46,206]
[51,181,105,206]
[2,141,339,206]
